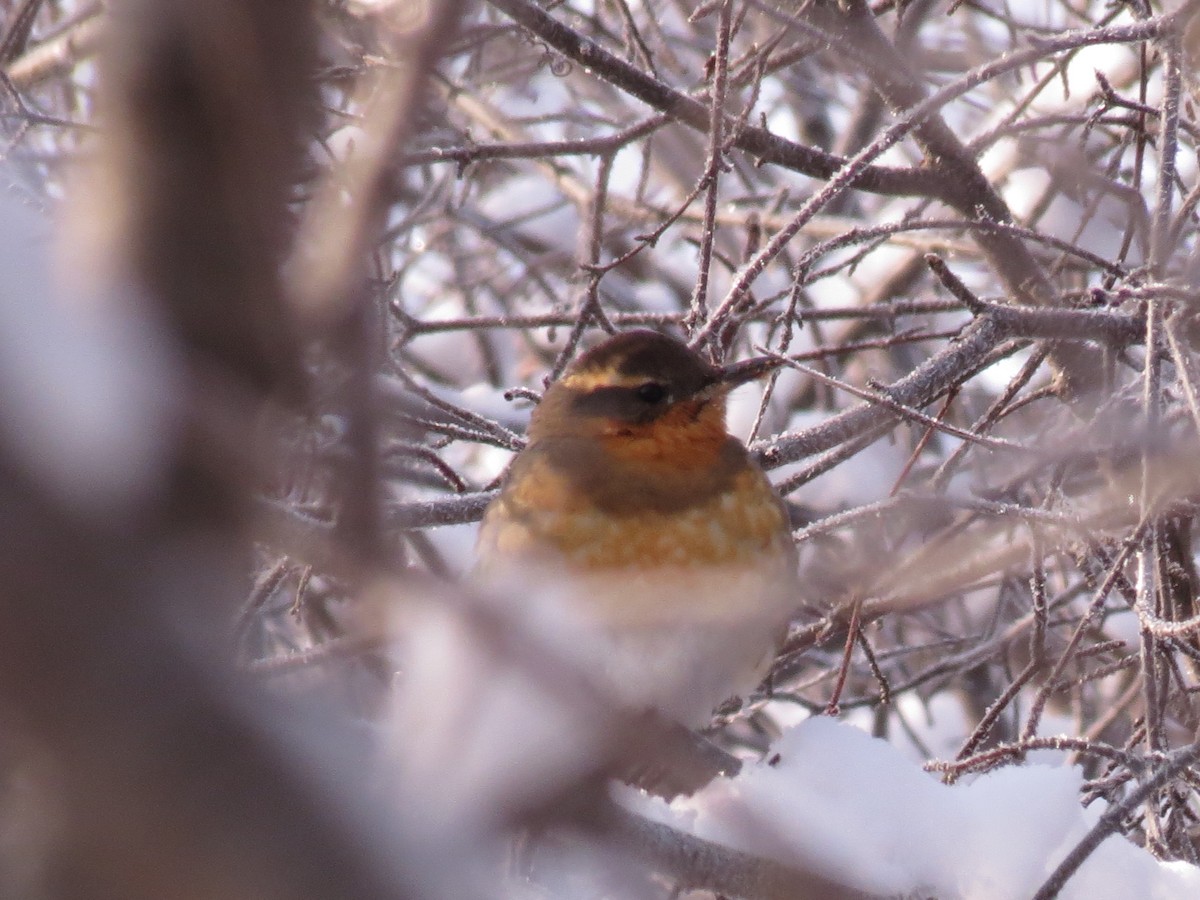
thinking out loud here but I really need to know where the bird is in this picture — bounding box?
[475,329,797,730]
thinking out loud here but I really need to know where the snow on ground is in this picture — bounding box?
[628,717,1200,899]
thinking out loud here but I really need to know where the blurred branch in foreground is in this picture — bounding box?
[0,1,420,897]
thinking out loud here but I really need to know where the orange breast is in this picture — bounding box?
[477,455,792,571]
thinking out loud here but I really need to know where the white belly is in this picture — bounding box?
[481,561,793,726]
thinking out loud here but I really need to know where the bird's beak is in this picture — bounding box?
[694,355,779,401]
[713,355,779,389]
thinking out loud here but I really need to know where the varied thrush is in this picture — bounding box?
[476,330,797,727]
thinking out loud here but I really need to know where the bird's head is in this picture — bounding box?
[527,331,773,465]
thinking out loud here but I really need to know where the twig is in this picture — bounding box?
[687,0,733,336]
[767,354,1024,453]
[1150,31,1183,275]
[602,803,888,900]
[1032,741,1200,900]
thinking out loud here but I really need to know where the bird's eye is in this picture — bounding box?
[635,382,668,404]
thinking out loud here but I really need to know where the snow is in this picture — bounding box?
[628,717,1200,899]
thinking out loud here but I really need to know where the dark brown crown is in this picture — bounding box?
[568,330,716,388]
